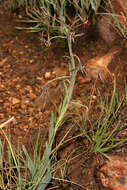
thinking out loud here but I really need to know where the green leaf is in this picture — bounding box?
[36,166,51,190]
[90,0,101,12]
[22,145,36,179]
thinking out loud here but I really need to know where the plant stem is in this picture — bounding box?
[54,33,77,133]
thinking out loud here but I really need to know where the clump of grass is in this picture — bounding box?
[112,14,127,38]
[0,87,85,189]
[9,0,102,47]
[81,82,127,158]
[0,115,55,189]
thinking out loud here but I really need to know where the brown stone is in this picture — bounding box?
[99,155,127,190]
[97,0,127,47]
[85,45,121,82]
[112,0,127,24]
[97,15,118,47]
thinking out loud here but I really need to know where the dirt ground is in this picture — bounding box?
[0,6,127,190]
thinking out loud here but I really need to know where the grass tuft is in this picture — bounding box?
[81,82,127,157]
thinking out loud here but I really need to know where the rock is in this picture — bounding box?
[97,0,127,47]
[99,155,127,190]
[112,0,127,24]
[44,71,51,79]
[85,45,121,82]
[97,15,118,47]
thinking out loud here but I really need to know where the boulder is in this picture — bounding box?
[97,0,127,47]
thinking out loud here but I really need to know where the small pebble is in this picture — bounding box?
[45,72,51,79]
